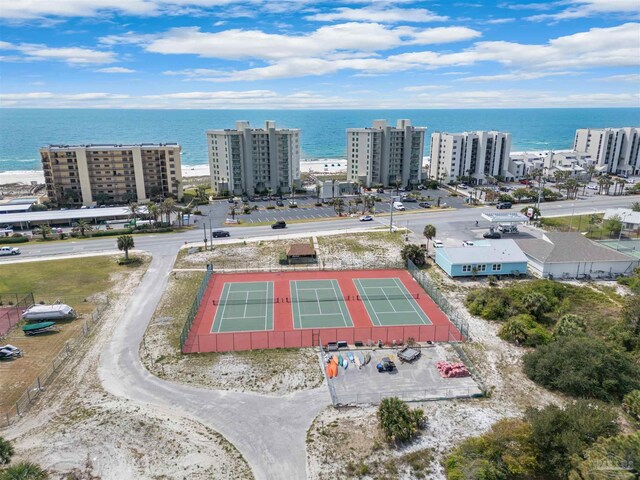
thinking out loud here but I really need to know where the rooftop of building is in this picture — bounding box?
[515,232,637,263]
[43,143,180,150]
[437,239,528,264]
[603,208,640,225]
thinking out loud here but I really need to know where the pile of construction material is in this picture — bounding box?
[436,361,470,378]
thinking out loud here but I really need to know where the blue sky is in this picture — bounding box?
[1,0,639,108]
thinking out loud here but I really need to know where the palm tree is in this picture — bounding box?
[565,178,579,200]
[334,198,345,216]
[127,202,139,220]
[147,203,159,225]
[72,219,93,237]
[587,164,596,182]
[521,291,548,319]
[161,198,176,224]
[196,185,208,203]
[0,461,48,480]
[117,235,135,261]
[37,225,52,240]
[423,224,436,252]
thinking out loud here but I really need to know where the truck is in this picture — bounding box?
[125,219,152,228]
[0,246,20,256]
[22,304,76,322]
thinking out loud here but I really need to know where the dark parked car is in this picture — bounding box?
[418,202,431,208]
[402,197,417,202]
[227,198,234,204]
[212,230,230,238]
[276,200,284,207]
[271,220,286,229]
[496,202,512,209]
[483,230,501,239]
[377,357,396,373]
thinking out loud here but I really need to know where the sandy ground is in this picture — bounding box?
[306,267,564,479]
[3,259,252,479]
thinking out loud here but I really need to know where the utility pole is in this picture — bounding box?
[389,197,394,233]
[209,218,213,251]
[203,223,208,250]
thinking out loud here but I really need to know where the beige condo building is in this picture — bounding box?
[573,127,640,176]
[40,143,182,206]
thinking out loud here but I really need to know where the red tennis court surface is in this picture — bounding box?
[182,269,463,353]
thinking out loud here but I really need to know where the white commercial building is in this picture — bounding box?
[347,119,426,188]
[573,127,640,176]
[543,151,595,179]
[207,121,300,196]
[429,131,512,185]
[603,208,640,232]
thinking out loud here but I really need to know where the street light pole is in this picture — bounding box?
[202,223,208,250]
[209,218,213,251]
[569,203,575,230]
[389,197,394,233]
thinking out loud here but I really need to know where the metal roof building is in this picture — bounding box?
[435,239,529,277]
[0,206,133,228]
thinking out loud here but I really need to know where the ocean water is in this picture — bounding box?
[1,108,638,171]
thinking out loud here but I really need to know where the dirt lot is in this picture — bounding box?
[142,270,323,394]
[4,257,252,479]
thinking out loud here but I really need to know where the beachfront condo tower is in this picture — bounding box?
[40,143,182,207]
[347,119,426,189]
[574,127,640,176]
[207,121,301,196]
[429,131,512,186]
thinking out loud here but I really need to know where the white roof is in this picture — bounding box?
[603,208,640,225]
[438,239,528,264]
[0,204,32,213]
[0,206,131,223]
[24,304,74,314]
[482,212,529,223]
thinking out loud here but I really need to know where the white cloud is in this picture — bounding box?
[95,67,136,73]
[597,73,640,82]
[486,18,515,24]
[526,0,640,21]
[0,41,116,64]
[2,88,637,109]
[402,85,450,91]
[459,71,576,82]
[307,6,448,23]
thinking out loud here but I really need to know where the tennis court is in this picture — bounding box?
[290,279,353,329]
[211,281,274,333]
[599,239,640,259]
[354,278,432,326]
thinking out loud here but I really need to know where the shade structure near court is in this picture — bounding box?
[182,269,462,353]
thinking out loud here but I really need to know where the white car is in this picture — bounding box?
[0,246,20,256]
[393,202,405,211]
[462,241,475,247]
[433,240,444,248]
[586,185,598,190]
[359,215,374,222]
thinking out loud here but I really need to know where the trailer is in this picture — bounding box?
[22,321,58,336]
[397,346,421,363]
[22,304,76,322]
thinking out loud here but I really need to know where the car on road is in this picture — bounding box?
[483,230,501,239]
[459,183,468,189]
[496,202,512,209]
[276,200,284,207]
[359,215,373,222]
[0,246,20,256]
[418,202,431,208]
[433,240,444,248]
[271,220,286,229]
[462,240,475,247]
[211,230,230,238]
[587,185,598,190]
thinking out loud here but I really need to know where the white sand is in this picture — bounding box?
[1,160,350,186]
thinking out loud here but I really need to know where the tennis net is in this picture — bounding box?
[212,293,419,305]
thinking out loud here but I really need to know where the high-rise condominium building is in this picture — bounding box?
[207,121,300,195]
[429,131,512,185]
[40,143,182,207]
[347,119,426,188]
[573,127,640,176]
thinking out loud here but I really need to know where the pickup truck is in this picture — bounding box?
[0,246,20,256]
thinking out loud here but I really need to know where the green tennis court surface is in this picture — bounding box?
[211,281,274,332]
[354,278,431,326]
[599,239,640,259]
[290,279,353,329]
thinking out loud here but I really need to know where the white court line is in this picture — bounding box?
[243,291,249,318]
[216,283,231,333]
[296,287,335,291]
[315,290,324,314]
[392,278,428,324]
[264,281,271,331]
[377,287,398,313]
[331,279,350,327]
[221,315,267,321]
[355,278,382,326]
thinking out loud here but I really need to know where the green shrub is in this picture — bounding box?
[622,390,640,419]
[0,236,29,244]
[378,397,425,446]
[289,204,298,208]
[91,228,134,238]
[523,336,640,401]
[266,205,275,210]
[570,431,640,479]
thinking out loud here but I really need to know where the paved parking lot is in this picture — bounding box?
[326,345,483,405]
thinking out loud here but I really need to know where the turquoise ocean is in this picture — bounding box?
[1,108,639,171]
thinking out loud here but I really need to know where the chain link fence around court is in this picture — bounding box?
[407,259,469,339]
[0,292,34,338]
[207,255,404,273]
[0,299,110,429]
[179,264,213,351]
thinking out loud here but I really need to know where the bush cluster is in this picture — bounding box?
[0,236,29,244]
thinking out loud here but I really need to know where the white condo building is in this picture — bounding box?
[347,119,426,188]
[574,127,640,176]
[207,121,300,195]
[429,131,512,185]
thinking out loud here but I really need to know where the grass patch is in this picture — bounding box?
[540,213,616,239]
[0,255,127,303]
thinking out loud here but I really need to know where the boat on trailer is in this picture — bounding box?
[22,321,58,336]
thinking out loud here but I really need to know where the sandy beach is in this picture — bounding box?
[0,159,351,186]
